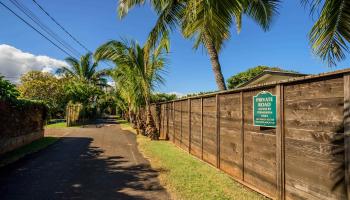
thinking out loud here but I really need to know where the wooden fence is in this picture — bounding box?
[150,69,350,200]
[66,104,84,127]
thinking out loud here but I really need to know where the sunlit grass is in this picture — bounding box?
[136,135,266,200]
[45,122,67,128]
[116,119,137,133]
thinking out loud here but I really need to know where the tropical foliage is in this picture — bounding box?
[183,91,217,98]
[302,0,350,66]
[151,93,177,103]
[226,66,299,89]
[57,53,108,86]
[0,75,48,121]
[97,91,118,115]
[64,80,103,105]
[95,39,167,139]
[18,70,109,119]
[18,71,68,118]
[0,75,19,100]
[118,0,280,90]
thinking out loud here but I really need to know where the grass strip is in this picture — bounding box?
[117,119,137,133]
[45,122,67,128]
[0,137,59,167]
[118,120,265,199]
[137,135,267,200]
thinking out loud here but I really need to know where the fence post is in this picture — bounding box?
[216,94,220,168]
[201,97,204,160]
[155,103,162,137]
[276,84,285,200]
[173,101,175,143]
[180,101,183,146]
[240,91,245,180]
[66,106,70,127]
[166,103,169,140]
[188,98,191,153]
[344,74,350,199]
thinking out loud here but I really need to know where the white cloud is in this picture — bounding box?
[0,44,68,82]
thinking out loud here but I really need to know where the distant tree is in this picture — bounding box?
[64,80,103,106]
[0,75,19,100]
[226,66,299,89]
[151,93,177,103]
[57,53,108,86]
[183,91,217,98]
[97,91,117,115]
[18,71,67,118]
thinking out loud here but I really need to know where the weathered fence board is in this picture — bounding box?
[174,101,181,146]
[181,100,189,151]
[219,93,243,178]
[202,97,217,166]
[150,69,350,200]
[243,89,277,197]
[284,78,345,200]
[190,99,202,158]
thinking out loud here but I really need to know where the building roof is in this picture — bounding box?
[238,70,308,88]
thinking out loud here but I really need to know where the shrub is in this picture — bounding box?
[226,66,299,89]
[0,76,19,100]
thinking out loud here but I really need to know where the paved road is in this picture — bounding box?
[0,120,170,200]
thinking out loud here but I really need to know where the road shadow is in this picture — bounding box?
[81,116,118,128]
[0,136,168,200]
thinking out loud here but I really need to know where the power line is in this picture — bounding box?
[0,0,76,58]
[32,0,91,53]
[9,0,82,58]
[31,0,113,68]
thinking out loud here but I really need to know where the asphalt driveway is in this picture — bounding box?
[0,120,169,200]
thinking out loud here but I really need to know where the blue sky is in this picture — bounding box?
[0,0,349,94]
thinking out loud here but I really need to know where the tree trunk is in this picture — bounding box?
[202,32,227,90]
[145,103,159,140]
[136,110,146,135]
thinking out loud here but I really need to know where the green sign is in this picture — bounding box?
[253,91,277,127]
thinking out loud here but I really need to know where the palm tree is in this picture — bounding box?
[302,0,350,66]
[95,40,166,139]
[118,0,279,90]
[57,53,107,86]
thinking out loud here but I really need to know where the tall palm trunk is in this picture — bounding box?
[135,110,145,135]
[202,32,227,90]
[128,108,137,128]
[145,101,158,140]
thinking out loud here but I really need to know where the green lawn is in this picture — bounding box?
[0,137,59,167]
[137,135,266,200]
[45,122,67,128]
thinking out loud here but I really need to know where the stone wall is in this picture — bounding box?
[0,100,47,154]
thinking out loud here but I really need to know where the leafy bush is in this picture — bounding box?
[226,66,299,89]
[183,91,217,98]
[0,76,19,100]
[151,93,177,103]
[64,80,103,105]
[18,71,68,118]
[0,75,48,121]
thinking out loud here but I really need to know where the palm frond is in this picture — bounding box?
[307,0,350,66]
[182,0,242,52]
[64,57,81,75]
[145,0,184,51]
[118,0,146,18]
[244,0,280,31]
